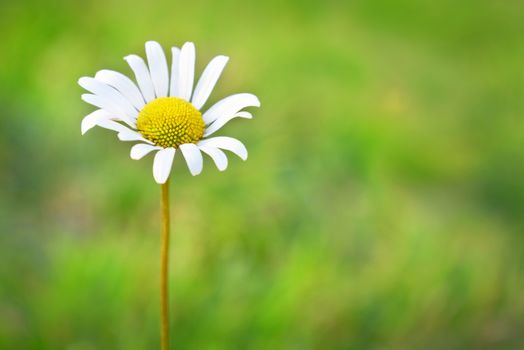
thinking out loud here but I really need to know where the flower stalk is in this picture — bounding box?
[160,181,170,350]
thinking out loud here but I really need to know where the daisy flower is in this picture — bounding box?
[79,41,260,184]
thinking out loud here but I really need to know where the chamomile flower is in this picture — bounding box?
[79,41,260,184]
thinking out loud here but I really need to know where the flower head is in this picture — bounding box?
[79,41,260,184]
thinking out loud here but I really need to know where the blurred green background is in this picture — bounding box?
[1,0,524,349]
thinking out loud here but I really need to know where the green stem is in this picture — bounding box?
[160,181,170,350]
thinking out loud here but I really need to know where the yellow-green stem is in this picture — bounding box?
[160,181,170,350]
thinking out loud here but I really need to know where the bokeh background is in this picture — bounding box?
[1,0,524,349]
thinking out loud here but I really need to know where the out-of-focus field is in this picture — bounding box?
[1,0,524,349]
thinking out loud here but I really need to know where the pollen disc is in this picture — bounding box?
[136,97,205,148]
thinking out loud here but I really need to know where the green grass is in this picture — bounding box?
[1,0,524,349]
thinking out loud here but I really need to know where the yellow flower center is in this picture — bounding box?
[136,97,205,148]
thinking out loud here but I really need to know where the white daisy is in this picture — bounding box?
[79,41,260,184]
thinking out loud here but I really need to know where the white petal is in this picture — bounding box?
[198,144,228,171]
[203,93,260,124]
[153,148,176,184]
[191,55,229,110]
[176,42,196,101]
[145,41,169,98]
[97,119,135,134]
[81,94,135,128]
[130,143,162,160]
[81,109,112,135]
[234,111,253,119]
[95,69,145,110]
[117,130,153,144]
[78,77,138,121]
[199,136,248,160]
[169,47,181,97]
[124,54,156,102]
[179,143,203,176]
[203,111,253,137]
